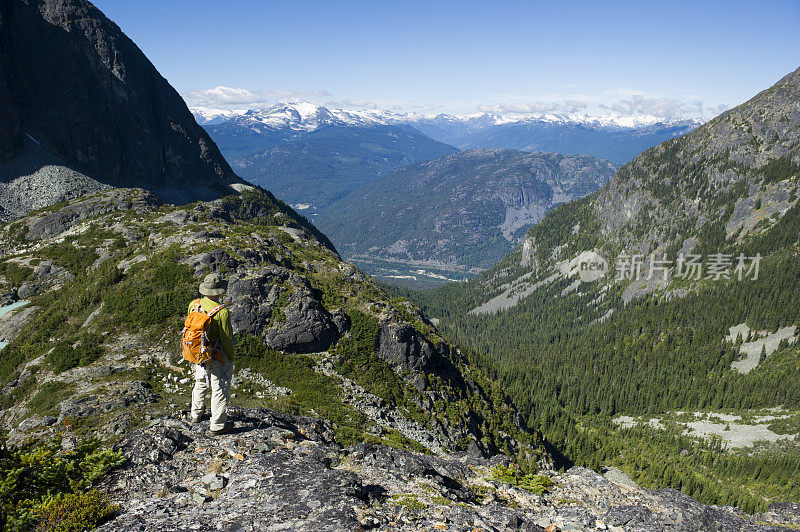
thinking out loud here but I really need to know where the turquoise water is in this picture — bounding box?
[0,300,30,350]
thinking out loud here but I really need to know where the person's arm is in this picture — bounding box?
[217,308,235,360]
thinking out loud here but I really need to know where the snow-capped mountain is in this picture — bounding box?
[193,101,701,163]
[190,107,248,125]
[192,101,701,134]
[193,102,406,131]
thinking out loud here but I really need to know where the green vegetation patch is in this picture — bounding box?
[489,465,555,495]
[332,310,406,405]
[26,381,76,417]
[0,262,123,384]
[388,493,426,511]
[46,333,105,373]
[0,261,33,286]
[235,334,372,446]
[767,414,800,435]
[760,155,800,184]
[34,489,120,532]
[0,437,124,530]
[36,224,119,274]
[104,251,196,329]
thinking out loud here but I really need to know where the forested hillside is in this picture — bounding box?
[317,149,617,279]
[401,66,800,513]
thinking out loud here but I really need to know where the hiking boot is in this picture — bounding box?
[208,425,230,437]
[189,415,203,424]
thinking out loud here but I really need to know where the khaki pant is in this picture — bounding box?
[191,359,233,431]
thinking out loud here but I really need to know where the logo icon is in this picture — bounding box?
[575,251,608,282]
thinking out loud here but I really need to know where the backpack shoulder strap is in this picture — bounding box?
[190,299,203,313]
[207,304,225,318]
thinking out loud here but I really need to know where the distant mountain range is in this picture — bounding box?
[194,103,679,282]
[203,107,457,208]
[194,102,702,165]
[315,148,617,283]
[417,116,700,164]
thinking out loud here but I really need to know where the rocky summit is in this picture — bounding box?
[95,407,800,531]
[0,187,545,458]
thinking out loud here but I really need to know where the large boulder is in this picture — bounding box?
[227,267,338,353]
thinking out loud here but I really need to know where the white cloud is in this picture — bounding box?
[478,102,560,114]
[187,86,265,106]
[694,101,730,120]
[564,100,588,113]
[264,89,331,99]
[610,95,691,121]
[185,87,332,108]
[324,98,379,110]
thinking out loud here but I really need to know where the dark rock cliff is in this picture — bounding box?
[0,0,243,206]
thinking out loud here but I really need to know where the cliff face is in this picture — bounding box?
[0,0,242,208]
[0,8,21,163]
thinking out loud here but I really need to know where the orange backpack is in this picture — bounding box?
[181,299,226,364]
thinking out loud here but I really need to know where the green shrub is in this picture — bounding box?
[26,382,76,417]
[34,490,119,531]
[0,261,33,286]
[7,221,29,244]
[490,465,554,495]
[332,310,403,404]
[47,334,104,373]
[105,258,196,328]
[235,334,371,446]
[0,344,28,385]
[0,373,36,411]
[0,438,124,530]
[38,242,98,275]
[276,231,294,245]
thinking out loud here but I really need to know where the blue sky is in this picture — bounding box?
[93,0,800,118]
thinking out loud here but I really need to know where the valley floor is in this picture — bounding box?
[350,255,477,289]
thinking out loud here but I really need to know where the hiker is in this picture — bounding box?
[182,273,235,436]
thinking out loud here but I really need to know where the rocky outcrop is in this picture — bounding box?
[226,266,339,353]
[0,0,243,213]
[376,318,462,391]
[95,408,800,531]
[19,188,161,240]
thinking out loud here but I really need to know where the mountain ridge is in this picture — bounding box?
[192,101,702,131]
[205,119,458,209]
[193,101,702,164]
